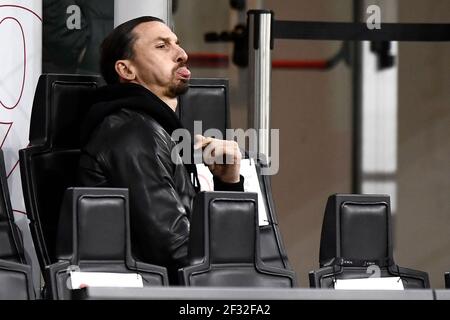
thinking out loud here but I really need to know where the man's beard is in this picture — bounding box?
[166,79,189,98]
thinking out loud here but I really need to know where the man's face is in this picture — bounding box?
[129,21,190,99]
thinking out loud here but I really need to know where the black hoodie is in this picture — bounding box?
[77,83,243,283]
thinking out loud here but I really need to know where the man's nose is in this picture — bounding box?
[176,46,188,63]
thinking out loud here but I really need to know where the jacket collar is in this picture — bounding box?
[81,82,184,144]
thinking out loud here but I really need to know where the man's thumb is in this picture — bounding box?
[193,134,205,149]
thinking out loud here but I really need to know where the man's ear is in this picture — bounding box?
[115,60,136,81]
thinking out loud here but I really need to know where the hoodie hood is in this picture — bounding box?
[80,82,183,145]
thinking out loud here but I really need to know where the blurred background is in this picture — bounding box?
[43,0,450,288]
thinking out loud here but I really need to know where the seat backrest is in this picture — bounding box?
[178,78,292,271]
[20,74,102,270]
[319,194,393,266]
[0,150,34,299]
[309,194,430,289]
[179,191,296,287]
[177,78,230,138]
[445,272,450,289]
[47,188,168,300]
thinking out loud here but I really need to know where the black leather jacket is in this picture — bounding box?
[77,83,243,280]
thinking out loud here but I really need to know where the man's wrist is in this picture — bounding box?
[213,175,245,192]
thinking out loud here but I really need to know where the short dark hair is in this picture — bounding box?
[100,16,164,84]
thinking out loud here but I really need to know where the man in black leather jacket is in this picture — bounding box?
[77,16,244,283]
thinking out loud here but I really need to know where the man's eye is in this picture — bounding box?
[156,43,166,49]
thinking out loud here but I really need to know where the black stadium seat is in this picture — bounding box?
[0,150,34,299]
[179,192,296,287]
[178,78,294,273]
[445,272,450,289]
[20,74,102,270]
[48,188,168,300]
[19,74,167,297]
[177,78,230,138]
[309,194,430,289]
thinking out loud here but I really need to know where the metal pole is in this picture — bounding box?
[353,0,399,213]
[352,0,364,193]
[247,10,273,163]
